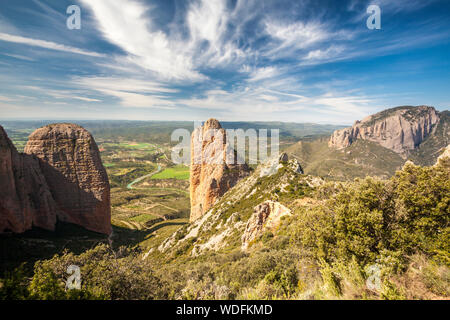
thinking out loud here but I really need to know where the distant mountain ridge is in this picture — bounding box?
[286,106,449,180]
[3,121,345,151]
[329,106,441,158]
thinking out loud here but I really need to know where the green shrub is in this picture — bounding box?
[0,265,30,300]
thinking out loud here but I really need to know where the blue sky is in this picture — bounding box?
[0,0,449,124]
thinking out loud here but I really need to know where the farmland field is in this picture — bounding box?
[151,165,190,180]
[96,138,190,241]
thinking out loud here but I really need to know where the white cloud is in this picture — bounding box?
[0,53,35,61]
[95,89,175,108]
[247,66,280,82]
[176,82,378,123]
[179,83,306,115]
[71,96,101,102]
[80,0,252,79]
[47,93,101,102]
[73,76,177,108]
[18,86,102,103]
[0,95,15,102]
[185,0,247,67]
[298,45,348,66]
[187,0,228,51]
[80,0,204,80]
[305,46,345,61]
[264,21,330,58]
[73,77,178,94]
[0,32,105,57]
[313,92,375,116]
[266,21,328,47]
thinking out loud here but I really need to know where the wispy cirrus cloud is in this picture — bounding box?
[73,76,177,108]
[79,0,205,80]
[246,66,280,82]
[0,32,105,57]
[0,0,448,122]
[0,53,36,61]
[0,95,15,102]
[265,21,329,52]
[177,78,377,123]
[19,85,102,103]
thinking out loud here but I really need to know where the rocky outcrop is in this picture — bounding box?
[0,126,57,233]
[260,152,303,177]
[0,126,56,233]
[283,154,303,174]
[436,144,450,165]
[159,149,309,256]
[329,106,440,157]
[241,200,291,250]
[0,123,111,235]
[24,124,111,235]
[0,125,29,233]
[190,119,251,222]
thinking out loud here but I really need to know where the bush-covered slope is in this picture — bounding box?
[2,155,448,300]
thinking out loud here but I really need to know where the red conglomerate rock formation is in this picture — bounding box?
[0,125,58,233]
[23,123,111,235]
[189,119,251,222]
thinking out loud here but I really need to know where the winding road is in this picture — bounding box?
[126,165,162,190]
[125,160,189,196]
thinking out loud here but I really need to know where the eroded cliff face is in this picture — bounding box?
[24,124,111,235]
[0,126,32,233]
[189,119,251,222]
[329,106,440,157]
[0,126,58,233]
[0,123,111,235]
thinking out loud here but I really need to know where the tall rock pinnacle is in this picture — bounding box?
[189,119,250,222]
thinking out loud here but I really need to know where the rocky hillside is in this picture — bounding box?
[140,150,449,300]
[329,106,440,158]
[285,137,405,180]
[0,124,111,235]
[190,118,251,222]
[285,106,448,180]
[159,153,318,257]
